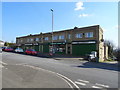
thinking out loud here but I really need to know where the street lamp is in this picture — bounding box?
[51,9,54,55]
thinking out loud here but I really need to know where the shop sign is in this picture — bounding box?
[72,41,96,44]
[50,42,65,45]
[33,43,39,45]
[25,43,33,46]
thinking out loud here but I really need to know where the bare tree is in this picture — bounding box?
[104,40,115,58]
[113,48,120,61]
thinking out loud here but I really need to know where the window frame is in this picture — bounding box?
[75,33,83,38]
[85,32,93,38]
[44,37,49,41]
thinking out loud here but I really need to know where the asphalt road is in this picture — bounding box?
[1,52,119,89]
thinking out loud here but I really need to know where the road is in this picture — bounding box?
[1,52,119,89]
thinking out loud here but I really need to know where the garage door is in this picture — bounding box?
[72,44,96,56]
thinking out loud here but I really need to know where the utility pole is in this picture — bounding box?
[51,9,54,55]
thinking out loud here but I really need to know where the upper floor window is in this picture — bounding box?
[35,38,39,41]
[85,32,93,38]
[17,39,20,43]
[30,38,34,42]
[75,33,83,38]
[20,40,23,42]
[27,39,30,42]
[53,36,58,40]
[68,34,71,39]
[59,35,64,40]
[44,37,49,41]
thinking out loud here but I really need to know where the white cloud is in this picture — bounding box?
[74,1,84,11]
[78,13,92,17]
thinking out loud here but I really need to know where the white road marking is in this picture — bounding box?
[0,65,4,68]
[92,86,102,88]
[15,63,27,65]
[22,64,80,90]
[77,79,89,83]
[95,83,109,88]
[0,61,7,65]
[75,81,86,86]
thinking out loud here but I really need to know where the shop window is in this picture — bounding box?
[85,32,93,38]
[75,33,83,38]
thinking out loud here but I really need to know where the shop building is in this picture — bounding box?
[16,25,108,61]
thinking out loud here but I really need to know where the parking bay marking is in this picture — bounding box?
[92,85,102,88]
[74,81,86,86]
[75,79,109,89]
[77,79,89,83]
[95,83,109,88]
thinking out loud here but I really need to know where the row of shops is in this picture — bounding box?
[16,25,108,61]
[18,40,97,57]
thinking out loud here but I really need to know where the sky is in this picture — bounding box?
[2,2,118,47]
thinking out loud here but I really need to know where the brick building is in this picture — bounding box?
[16,25,108,61]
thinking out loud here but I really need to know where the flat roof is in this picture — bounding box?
[16,25,100,39]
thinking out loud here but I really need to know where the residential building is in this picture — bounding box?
[0,40,4,47]
[16,25,108,61]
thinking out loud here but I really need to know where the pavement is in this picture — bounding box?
[37,52,119,65]
[1,52,119,89]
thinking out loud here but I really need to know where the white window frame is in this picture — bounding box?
[75,33,83,38]
[30,38,34,42]
[20,40,23,42]
[85,32,93,38]
[53,36,58,40]
[68,34,71,39]
[59,35,64,40]
[27,39,30,42]
[35,38,39,41]
[44,37,49,41]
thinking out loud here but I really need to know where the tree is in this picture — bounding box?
[113,48,120,61]
[4,42,9,46]
[104,40,114,58]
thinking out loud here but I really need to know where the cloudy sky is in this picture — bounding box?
[2,2,118,47]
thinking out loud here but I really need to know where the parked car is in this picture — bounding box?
[1,47,6,51]
[25,49,37,55]
[14,48,24,53]
[0,47,2,53]
[86,51,98,62]
[4,47,13,52]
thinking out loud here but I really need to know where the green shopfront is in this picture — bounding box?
[49,42,66,54]
[21,41,97,57]
[72,41,97,56]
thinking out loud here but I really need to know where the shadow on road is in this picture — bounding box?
[75,61,119,71]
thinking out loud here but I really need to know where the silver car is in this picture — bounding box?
[14,48,24,53]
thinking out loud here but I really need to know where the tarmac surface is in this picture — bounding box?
[1,52,119,89]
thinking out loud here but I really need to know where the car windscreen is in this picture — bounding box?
[31,49,35,51]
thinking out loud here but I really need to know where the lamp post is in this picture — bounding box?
[51,9,54,55]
